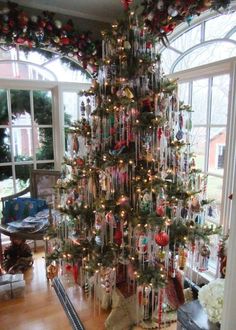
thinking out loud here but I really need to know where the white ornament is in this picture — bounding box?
[168,5,178,17]
[54,19,62,29]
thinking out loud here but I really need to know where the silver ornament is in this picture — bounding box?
[31,15,38,23]
[157,0,164,11]
[168,5,179,17]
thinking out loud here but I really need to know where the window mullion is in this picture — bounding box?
[30,90,36,169]
[205,77,212,175]
[7,88,16,194]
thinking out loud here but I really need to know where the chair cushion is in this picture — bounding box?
[2,198,47,224]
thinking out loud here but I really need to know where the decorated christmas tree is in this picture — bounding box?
[46,1,227,328]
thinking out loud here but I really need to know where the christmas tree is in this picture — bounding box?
[47,2,224,328]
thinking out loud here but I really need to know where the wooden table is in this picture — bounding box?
[177,300,220,330]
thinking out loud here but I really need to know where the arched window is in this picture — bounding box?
[159,9,236,231]
[0,45,92,199]
[161,10,236,74]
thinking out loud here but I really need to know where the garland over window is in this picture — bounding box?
[0,1,97,69]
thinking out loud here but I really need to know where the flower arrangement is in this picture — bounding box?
[198,278,225,324]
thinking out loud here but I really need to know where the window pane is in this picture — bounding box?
[12,127,33,161]
[173,42,236,72]
[33,90,52,125]
[37,163,54,169]
[190,127,206,171]
[19,48,58,65]
[0,166,13,199]
[44,58,91,83]
[205,175,223,224]
[36,128,54,160]
[11,90,31,125]
[205,12,236,41]
[15,164,32,193]
[0,89,8,125]
[161,48,179,74]
[0,128,11,163]
[209,127,226,175]
[192,79,208,125]
[63,92,79,125]
[178,83,189,104]
[211,75,229,125]
[171,25,201,52]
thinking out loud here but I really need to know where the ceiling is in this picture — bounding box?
[9,0,125,23]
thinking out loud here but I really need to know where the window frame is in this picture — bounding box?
[0,79,92,196]
[167,57,236,231]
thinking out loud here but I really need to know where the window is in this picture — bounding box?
[178,73,229,225]
[161,8,236,279]
[160,10,236,75]
[161,9,236,228]
[0,46,92,200]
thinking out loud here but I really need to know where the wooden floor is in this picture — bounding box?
[0,250,177,330]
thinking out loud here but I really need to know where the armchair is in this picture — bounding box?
[0,169,61,264]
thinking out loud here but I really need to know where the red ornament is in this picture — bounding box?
[155,232,169,247]
[60,37,70,45]
[76,157,84,167]
[114,229,122,246]
[65,264,72,272]
[121,0,133,10]
[156,205,165,217]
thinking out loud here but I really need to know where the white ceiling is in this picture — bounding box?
[9,0,124,23]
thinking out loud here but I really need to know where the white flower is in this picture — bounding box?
[198,278,225,323]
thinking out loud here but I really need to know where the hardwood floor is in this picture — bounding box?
[0,250,176,330]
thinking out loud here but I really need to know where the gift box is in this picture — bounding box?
[0,274,25,300]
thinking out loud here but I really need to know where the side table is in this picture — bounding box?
[177,300,220,330]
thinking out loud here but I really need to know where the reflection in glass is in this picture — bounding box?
[0,89,8,125]
[15,164,32,193]
[36,128,54,160]
[173,42,236,72]
[190,127,206,171]
[0,166,13,200]
[11,90,31,125]
[0,128,11,163]
[211,75,229,125]
[12,127,33,161]
[161,48,179,74]
[206,175,223,224]
[192,79,208,125]
[44,58,91,83]
[171,25,201,52]
[33,90,52,125]
[178,83,189,104]
[205,11,236,41]
[209,127,226,175]
[63,92,78,126]
[37,163,54,169]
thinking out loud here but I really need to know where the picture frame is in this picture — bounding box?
[30,169,61,204]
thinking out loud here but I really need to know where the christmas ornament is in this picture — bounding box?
[155,232,169,247]
[121,0,133,10]
[200,244,210,257]
[114,229,122,246]
[168,5,178,17]
[54,19,62,29]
